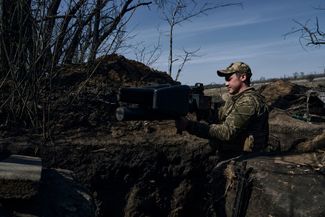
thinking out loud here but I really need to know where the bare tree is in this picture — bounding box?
[0,0,3,67]
[133,30,162,66]
[0,0,154,71]
[175,48,199,81]
[285,5,325,47]
[160,0,240,80]
[0,0,153,132]
[286,18,325,47]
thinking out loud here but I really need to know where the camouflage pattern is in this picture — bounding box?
[186,87,269,155]
[217,62,252,77]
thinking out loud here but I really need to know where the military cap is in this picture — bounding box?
[217,62,252,77]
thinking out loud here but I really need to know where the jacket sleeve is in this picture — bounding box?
[187,96,256,141]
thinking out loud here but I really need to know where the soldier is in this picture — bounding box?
[175,62,269,160]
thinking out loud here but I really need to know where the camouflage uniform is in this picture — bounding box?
[186,83,269,158]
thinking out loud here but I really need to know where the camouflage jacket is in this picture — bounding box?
[186,87,269,155]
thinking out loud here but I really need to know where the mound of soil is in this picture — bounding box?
[259,80,308,109]
[256,80,325,153]
[49,54,178,132]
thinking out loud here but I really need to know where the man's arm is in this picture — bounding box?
[183,96,257,141]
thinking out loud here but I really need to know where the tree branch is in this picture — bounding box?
[285,17,325,47]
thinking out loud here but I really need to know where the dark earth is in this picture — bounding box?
[0,55,324,217]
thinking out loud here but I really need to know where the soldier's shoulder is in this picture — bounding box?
[239,89,258,101]
[239,89,265,107]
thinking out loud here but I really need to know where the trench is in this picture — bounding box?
[40,133,227,217]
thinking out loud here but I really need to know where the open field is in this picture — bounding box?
[204,76,325,98]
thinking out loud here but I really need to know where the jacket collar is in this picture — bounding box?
[230,86,255,101]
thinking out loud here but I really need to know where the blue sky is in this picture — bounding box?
[123,0,325,85]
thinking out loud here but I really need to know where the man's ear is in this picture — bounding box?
[240,73,247,82]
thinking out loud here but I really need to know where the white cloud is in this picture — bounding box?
[173,16,277,35]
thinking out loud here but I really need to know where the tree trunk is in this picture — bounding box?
[168,24,173,76]
[0,0,3,71]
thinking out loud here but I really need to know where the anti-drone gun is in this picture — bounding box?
[115,83,215,122]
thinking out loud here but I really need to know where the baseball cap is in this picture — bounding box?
[217,62,252,77]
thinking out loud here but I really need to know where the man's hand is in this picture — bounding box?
[175,117,189,134]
